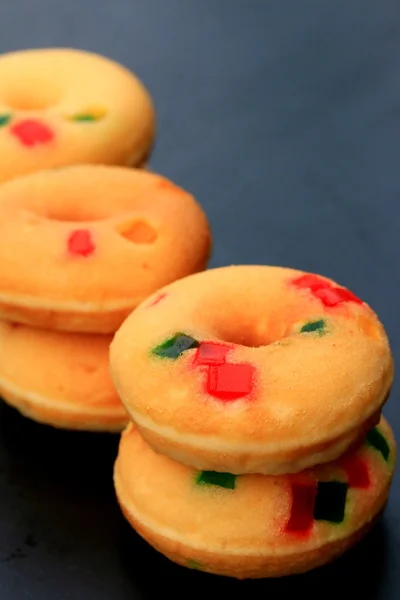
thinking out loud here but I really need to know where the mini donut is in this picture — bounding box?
[0,320,128,431]
[0,165,211,333]
[110,265,393,475]
[114,417,396,579]
[0,47,155,182]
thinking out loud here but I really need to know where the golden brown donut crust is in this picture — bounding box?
[110,265,393,474]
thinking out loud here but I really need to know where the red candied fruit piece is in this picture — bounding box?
[207,362,254,401]
[332,287,363,304]
[67,229,95,257]
[194,342,231,366]
[292,274,329,291]
[147,292,167,307]
[286,483,317,534]
[313,286,363,307]
[339,454,370,489]
[312,287,344,307]
[293,274,363,306]
[10,119,54,147]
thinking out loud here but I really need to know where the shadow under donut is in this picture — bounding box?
[0,399,120,496]
[118,504,389,600]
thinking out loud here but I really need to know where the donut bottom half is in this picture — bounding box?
[114,420,395,579]
[0,321,128,432]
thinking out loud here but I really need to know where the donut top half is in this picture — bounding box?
[110,265,393,475]
[0,165,211,332]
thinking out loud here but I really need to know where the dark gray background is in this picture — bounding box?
[0,0,399,598]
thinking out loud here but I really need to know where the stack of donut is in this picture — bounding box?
[0,46,211,432]
[0,165,211,431]
[0,45,396,581]
[111,265,396,578]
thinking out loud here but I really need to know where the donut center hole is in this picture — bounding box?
[41,206,107,222]
[3,85,61,111]
[214,316,290,348]
[116,220,157,244]
[217,330,278,348]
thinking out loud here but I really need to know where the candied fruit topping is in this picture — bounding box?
[193,342,231,366]
[187,559,202,570]
[67,229,95,257]
[71,114,98,122]
[339,455,370,489]
[0,114,11,127]
[11,119,54,146]
[286,483,317,533]
[293,274,329,291]
[313,286,362,307]
[147,292,167,307]
[366,427,390,461]
[152,333,199,359]
[196,471,237,489]
[300,319,326,335]
[207,362,254,401]
[292,273,363,307]
[313,481,348,524]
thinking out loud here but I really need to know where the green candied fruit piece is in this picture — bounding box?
[300,319,326,335]
[196,471,237,490]
[71,114,98,122]
[366,427,390,461]
[313,481,348,524]
[151,333,199,359]
[187,559,202,570]
[0,114,11,127]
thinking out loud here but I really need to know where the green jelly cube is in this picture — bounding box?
[314,481,348,523]
[0,114,11,127]
[366,427,390,461]
[196,471,237,490]
[300,319,326,334]
[151,333,199,359]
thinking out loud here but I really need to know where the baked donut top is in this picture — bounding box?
[110,265,393,474]
[0,48,155,181]
[0,165,211,312]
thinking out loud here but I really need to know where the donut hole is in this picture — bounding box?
[23,191,133,223]
[215,330,277,348]
[41,206,106,222]
[116,220,158,244]
[213,317,290,349]
[3,84,61,111]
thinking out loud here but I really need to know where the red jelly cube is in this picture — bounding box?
[314,286,362,307]
[147,292,167,307]
[313,287,343,307]
[207,363,254,400]
[292,274,330,291]
[332,287,363,305]
[194,342,231,366]
[286,483,317,533]
[11,119,54,146]
[339,455,370,489]
[67,229,95,257]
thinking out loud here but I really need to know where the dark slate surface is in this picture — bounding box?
[0,1,399,598]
